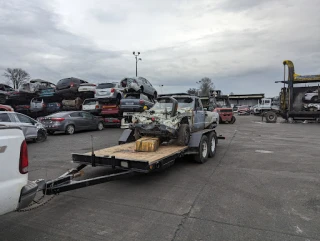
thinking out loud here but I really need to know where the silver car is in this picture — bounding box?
[38,111,104,135]
[95,82,124,102]
[120,77,158,99]
[0,111,47,142]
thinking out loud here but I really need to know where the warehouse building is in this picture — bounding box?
[228,93,265,106]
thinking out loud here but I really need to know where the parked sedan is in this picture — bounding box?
[120,77,157,99]
[0,111,47,142]
[94,82,124,102]
[38,111,104,135]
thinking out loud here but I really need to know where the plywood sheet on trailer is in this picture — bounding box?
[85,143,187,164]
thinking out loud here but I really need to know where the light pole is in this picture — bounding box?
[159,85,164,94]
[133,51,142,77]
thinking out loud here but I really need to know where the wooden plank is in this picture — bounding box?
[85,143,187,164]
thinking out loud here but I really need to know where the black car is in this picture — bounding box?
[56,77,88,96]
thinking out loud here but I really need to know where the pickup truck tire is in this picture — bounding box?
[230,116,236,124]
[194,135,209,163]
[177,124,190,146]
[208,132,217,158]
[134,128,141,140]
[265,111,277,123]
[65,124,75,135]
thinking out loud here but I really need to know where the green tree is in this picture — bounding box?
[198,77,214,96]
[187,88,198,95]
[3,68,30,89]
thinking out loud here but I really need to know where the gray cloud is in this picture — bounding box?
[0,0,319,97]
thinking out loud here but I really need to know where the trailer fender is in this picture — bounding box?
[118,129,135,144]
[188,129,215,148]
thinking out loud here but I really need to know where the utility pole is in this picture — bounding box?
[133,51,142,77]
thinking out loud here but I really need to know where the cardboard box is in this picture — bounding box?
[135,137,160,152]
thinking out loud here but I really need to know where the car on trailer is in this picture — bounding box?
[131,94,219,145]
[82,98,102,115]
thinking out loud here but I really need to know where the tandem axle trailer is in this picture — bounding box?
[30,129,225,199]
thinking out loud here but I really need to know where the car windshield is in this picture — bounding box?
[97,83,115,89]
[57,78,79,85]
[83,99,97,105]
[125,94,140,99]
[176,97,194,109]
[150,99,174,112]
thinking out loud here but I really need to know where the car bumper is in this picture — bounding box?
[132,123,178,138]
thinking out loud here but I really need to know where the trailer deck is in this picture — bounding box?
[83,142,188,164]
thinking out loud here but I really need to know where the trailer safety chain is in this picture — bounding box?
[17,194,56,212]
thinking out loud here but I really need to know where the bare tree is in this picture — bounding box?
[187,88,198,96]
[198,77,214,96]
[3,68,30,89]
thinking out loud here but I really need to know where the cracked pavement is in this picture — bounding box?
[0,116,320,241]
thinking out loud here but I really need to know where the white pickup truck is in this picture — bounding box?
[0,126,38,216]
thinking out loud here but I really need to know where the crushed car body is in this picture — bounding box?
[130,94,219,145]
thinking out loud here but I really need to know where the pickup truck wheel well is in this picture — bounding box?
[180,117,189,125]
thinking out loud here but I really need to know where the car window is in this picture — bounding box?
[83,99,97,105]
[0,113,11,122]
[70,112,81,117]
[16,113,33,124]
[125,94,140,99]
[97,83,116,89]
[80,112,93,119]
[195,99,203,110]
[141,94,149,101]
[264,100,270,104]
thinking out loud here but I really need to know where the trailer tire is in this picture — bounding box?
[177,124,190,146]
[230,116,236,124]
[194,135,209,163]
[208,132,217,158]
[265,111,277,123]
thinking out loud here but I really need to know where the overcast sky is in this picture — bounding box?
[1,0,319,96]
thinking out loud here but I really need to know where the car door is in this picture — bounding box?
[69,112,85,130]
[193,98,205,131]
[80,112,96,130]
[139,78,151,95]
[15,113,38,140]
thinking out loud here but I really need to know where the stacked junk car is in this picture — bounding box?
[0,76,167,137]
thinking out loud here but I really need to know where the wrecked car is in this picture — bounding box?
[120,77,157,99]
[130,94,219,146]
[0,84,14,104]
[30,79,56,97]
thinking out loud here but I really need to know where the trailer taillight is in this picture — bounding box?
[19,140,28,174]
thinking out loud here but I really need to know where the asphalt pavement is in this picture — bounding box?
[1,115,320,241]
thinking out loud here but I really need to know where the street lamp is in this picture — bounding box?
[159,84,164,94]
[133,51,142,77]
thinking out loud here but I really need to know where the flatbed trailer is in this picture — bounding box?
[32,129,225,197]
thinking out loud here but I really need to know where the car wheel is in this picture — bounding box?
[0,94,6,104]
[230,116,236,124]
[311,96,319,102]
[97,122,104,131]
[47,130,55,135]
[177,124,190,146]
[208,132,217,158]
[194,135,209,163]
[35,129,47,143]
[65,124,75,135]
[134,128,141,140]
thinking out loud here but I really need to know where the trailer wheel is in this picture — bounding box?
[177,124,190,146]
[230,116,236,124]
[265,111,277,123]
[208,132,217,158]
[194,135,209,163]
